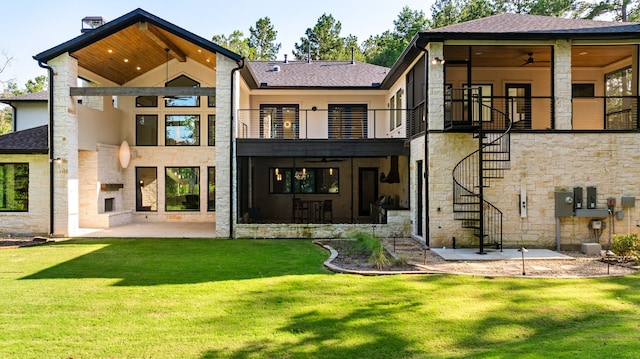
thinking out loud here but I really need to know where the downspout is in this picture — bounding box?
[414,42,430,247]
[38,60,54,236]
[229,58,245,239]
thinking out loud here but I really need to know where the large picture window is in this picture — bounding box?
[0,163,29,211]
[269,168,339,194]
[166,115,200,145]
[328,104,367,139]
[136,115,158,146]
[605,66,634,129]
[136,167,157,211]
[165,167,200,211]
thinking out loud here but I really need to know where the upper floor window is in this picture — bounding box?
[605,66,635,129]
[136,96,158,107]
[166,115,200,145]
[136,115,158,146]
[328,104,367,139]
[0,163,29,211]
[165,75,200,107]
[260,105,299,139]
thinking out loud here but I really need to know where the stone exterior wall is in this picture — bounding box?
[0,154,49,235]
[49,54,80,236]
[427,132,640,249]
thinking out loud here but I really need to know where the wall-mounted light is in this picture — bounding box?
[432,57,445,65]
[119,140,131,169]
[50,157,66,164]
[329,168,333,176]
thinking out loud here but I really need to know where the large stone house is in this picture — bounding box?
[1,8,639,251]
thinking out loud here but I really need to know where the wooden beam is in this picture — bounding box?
[138,22,187,62]
[70,87,216,96]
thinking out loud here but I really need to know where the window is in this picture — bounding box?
[395,89,403,128]
[260,105,299,139]
[166,115,200,145]
[328,104,367,139]
[136,96,157,107]
[208,95,216,107]
[389,94,395,131]
[269,168,339,194]
[165,75,200,107]
[207,167,215,211]
[136,167,157,211]
[0,163,29,211]
[605,66,634,129]
[208,115,216,146]
[136,115,158,146]
[572,83,595,98]
[165,167,200,211]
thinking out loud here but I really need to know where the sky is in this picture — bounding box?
[0,0,434,89]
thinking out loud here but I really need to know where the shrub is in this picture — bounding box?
[349,232,390,269]
[611,234,640,264]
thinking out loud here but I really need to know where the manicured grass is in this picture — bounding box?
[0,238,638,358]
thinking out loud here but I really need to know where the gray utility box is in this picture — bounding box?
[621,196,636,208]
[555,191,574,217]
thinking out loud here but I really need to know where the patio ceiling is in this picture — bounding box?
[444,45,636,68]
[71,22,217,85]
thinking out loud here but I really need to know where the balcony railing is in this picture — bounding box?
[445,89,640,131]
[445,88,553,130]
[236,108,415,140]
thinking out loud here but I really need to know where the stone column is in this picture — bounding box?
[427,42,445,131]
[554,40,572,130]
[215,55,237,238]
[49,53,80,236]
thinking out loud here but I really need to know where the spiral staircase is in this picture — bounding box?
[449,87,513,254]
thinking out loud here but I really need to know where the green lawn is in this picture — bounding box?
[0,238,638,358]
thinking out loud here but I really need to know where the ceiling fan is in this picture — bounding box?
[521,52,550,66]
[163,47,190,101]
[304,157,345,163]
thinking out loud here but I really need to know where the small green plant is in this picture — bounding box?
[611,234,640,264]
[349,232,389,269]
[391,255,409,268]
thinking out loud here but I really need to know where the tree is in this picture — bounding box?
[212,30,255,59]
[292,14,360,61]
[364,7,428,67]
[574,0,639,21]
[495,0,575,16]
[249,17,281,61]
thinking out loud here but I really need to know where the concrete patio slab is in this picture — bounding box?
[430,248,573,261]
[77,222,216,238]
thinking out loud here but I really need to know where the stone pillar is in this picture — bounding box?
[554,40,572,130]
[215,55,237,238]
[49,54,80,236]
[427,42,445,131]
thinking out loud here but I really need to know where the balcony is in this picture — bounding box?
[444,87,639,131]
[237,108,416,140]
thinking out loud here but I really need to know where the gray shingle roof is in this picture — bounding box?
[0,92,48,104]
[244,60,389,88]
[0,125,48,154]
[426,13,640,35]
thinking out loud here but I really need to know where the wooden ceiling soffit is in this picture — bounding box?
[137,22,186,62]
[70,87,216,96]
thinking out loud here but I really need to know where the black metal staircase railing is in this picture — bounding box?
[451,87,512,253]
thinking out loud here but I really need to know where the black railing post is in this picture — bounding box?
[477,87,485,255]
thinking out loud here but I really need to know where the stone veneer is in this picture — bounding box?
[0,154,49,235]
[427,132,640,250]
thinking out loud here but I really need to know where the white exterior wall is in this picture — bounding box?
[0,154,49,235]
[13,102,48,131]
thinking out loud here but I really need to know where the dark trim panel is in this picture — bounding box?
[236,139,410,157]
